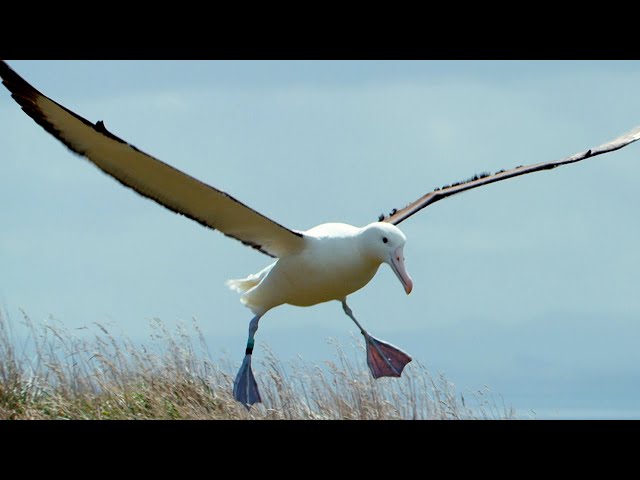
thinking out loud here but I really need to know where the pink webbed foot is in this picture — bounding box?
[364,334,412,379]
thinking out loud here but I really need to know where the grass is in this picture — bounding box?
[0,310,516,420]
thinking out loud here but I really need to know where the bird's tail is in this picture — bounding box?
[226,264,274,294]
[226,277,261,294]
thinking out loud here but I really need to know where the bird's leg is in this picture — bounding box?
[341,300,412,379]
[233,314,262,410]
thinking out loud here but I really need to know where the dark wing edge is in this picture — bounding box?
[0,60,305,258]
[380,125,640,226]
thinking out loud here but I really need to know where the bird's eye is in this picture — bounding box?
[382,237,388,244]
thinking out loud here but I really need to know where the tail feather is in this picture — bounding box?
[226,264,274,294]
[226,276,261,294]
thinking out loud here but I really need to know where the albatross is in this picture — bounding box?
[1,61,639,409]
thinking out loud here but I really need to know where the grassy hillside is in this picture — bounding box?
[0,311,515,420]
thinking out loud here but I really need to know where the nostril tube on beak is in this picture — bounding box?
[390,246,413,295]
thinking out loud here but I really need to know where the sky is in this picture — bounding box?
[1,60,640,419]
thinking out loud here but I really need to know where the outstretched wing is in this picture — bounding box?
[0,61,305,258]
[380,126,640,225]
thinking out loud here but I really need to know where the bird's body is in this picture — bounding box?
[1,60,639,409]
[228,222,405,315]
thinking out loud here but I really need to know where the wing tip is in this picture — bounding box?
[0,60,43,109]
[0,61,73,153]
[0,61,137,156]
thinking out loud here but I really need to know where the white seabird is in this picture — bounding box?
[1,61,639,408]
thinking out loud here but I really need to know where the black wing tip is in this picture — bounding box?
[1,60,43,110]
[0,60,28,89]
[0,61,75,154]
[1,61,134,154]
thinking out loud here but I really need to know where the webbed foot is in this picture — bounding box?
[364,334,412,379]
[233,354,262,409]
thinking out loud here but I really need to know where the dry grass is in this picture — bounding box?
[0,310,515,420]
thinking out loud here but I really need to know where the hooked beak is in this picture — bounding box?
[389,246,413,295]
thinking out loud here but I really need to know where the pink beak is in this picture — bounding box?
[389,246,413,295]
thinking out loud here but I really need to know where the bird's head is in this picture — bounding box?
[361,222,413,295]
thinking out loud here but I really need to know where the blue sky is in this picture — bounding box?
[1,60,640,418]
